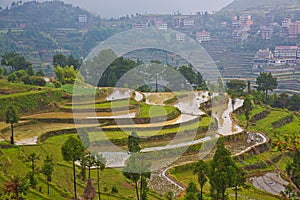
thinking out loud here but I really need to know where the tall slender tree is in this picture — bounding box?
[242,96,253,128]
[5,106,19,144]
[41,155,54,195]
[61,135,85,200]
[124,132,151,200]
[93,154,106,200]
[193,160,208,200]
[25,153,39,187]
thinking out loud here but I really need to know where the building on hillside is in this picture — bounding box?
[196,30,211,43]
[232,30,248,41]
[274,46,298,59]
[157,23,168,31]
[253,48,274,68]
[232,16,239,28]
[260,26,273,40]
[183,18,195,26]
[134,21,147,29]
[253,46,300,68]
[288,22,298,38]
[78,15,87,23]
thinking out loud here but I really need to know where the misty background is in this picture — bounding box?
[0,0,233,18]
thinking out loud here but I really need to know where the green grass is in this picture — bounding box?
[89,117,211,141]
[66,99,137,109]
[0,79,41,94]
[277,114,300,135]
[0,122,99,141]
[0,134,166,200]
[249,109,291,137]
[137,103,179,118]
[61,84,96,95]
[236,105,267,125]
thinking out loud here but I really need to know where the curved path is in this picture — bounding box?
[1,91,270,196]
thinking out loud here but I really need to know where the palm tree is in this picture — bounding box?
[93,154,106,200]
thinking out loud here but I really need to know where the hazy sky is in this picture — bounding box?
[1,0,233,18]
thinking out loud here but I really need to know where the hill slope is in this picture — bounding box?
[221,0,300,12]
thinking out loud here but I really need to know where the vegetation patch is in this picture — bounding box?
[0,89,66,119]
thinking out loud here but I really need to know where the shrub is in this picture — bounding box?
[15,70,27,80]
[22,75,31,85]
[30,76,46,86]
[54,81,62,88]
[35,69,44,76]
[111,186,118,194]
[8,73,17,83]
[103,186,108,192]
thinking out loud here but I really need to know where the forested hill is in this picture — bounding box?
[0,1,96,29]
[221,0,300,12]
[0,1,119,64]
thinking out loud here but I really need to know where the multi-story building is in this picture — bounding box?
[196,30,211,43]
[260,26,273,40]
[232,30,248,41]
[253,46,300,68]
[183,18,195,26]
[157,23,168,31]
[274,46,298,59]
[134,22,147,29]
[288,22,298,38]
[78,15,87,23]
[253,48,274,68]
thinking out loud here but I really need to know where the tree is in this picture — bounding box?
[288,94,300,111]
[8,73,17,83]
[93,153,106,200]
[184,182,199,200]
[36,69,44,77]
[209,140,237,200]
[128,131,141,153]
[41,155,54,195]
[61,135,86,200]
[123,154,151,200]
[79,154,88,181]
[86,154,95,179]
[54,65,65,84]
[124,132,151,200]
[53,54,67,67]
[1,52,31,72]
[123,156,141,200]
[183,192,198,200]
[26,65,34,76]
[226,79,246,97]
[279,93,288,109]
[67,55,82,70]
[232,166,247,200]
[178,64,197,85]
[15,70,27,81]
[247,81,251,94]
[242,96,253,128]
[5,106,19,144]
[193,160,208,200]
[25,153,39,188]
[256,72,278,102]
[2,176,29,200]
